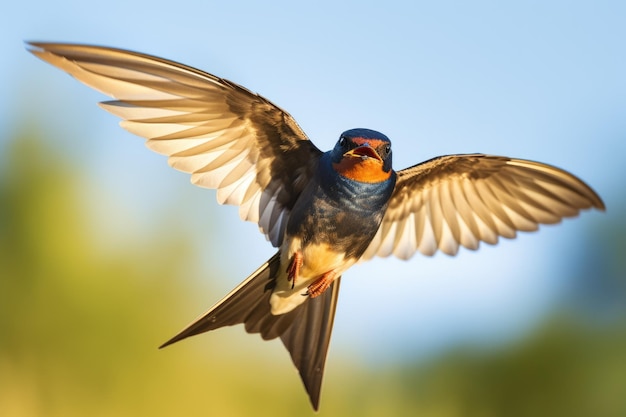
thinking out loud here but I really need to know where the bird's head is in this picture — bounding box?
[331,128,393,183]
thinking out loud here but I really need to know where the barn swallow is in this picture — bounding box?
[28,42,605,410]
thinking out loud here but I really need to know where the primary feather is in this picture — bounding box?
[362,154,604,259]
[28,42,322,246]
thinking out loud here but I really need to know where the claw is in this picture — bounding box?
[286,251,303,290]
[307,270,337,298]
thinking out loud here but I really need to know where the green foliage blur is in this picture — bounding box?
[1,130,624,416]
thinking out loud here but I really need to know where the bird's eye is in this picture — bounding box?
[339,137,346,147]
[384,144,391,155]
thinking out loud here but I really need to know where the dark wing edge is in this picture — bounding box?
[362,154,605,260]
[160,252,340,411]
[26,42,323,246]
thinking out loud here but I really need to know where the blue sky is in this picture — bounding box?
[3,1,624,363]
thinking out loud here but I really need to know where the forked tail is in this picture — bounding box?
[160,252,341,411]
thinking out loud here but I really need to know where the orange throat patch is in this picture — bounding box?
[333,156,391,183]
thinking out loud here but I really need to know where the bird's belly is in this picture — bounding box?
[298,241,349,278]
[269,237,355,315]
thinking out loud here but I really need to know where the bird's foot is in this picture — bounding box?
[286,251,303,290]
[306,270,336,298]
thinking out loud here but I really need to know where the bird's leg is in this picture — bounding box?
[286,251,303,290]
[307,270,337,298]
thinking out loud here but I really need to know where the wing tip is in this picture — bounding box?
[591,194,606,212]
[25,41,47,58]
[158,334,184,350]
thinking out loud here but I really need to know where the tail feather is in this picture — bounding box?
[159,252,341,411]
[280,277,341,411]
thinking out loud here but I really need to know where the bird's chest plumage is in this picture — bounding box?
[270,154,396,314]
[286,154,396,260]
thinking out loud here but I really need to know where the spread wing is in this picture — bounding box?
[362,154,605,259]
[28,42,323,246]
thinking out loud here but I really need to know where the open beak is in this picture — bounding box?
[345,144,383,162]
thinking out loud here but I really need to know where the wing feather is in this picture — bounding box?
[363,154,604,259]
[28,42,323,246]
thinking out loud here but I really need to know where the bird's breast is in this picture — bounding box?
[286,154,396,258]
[270,155,396,315]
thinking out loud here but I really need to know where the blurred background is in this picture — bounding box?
[1,1,625,416]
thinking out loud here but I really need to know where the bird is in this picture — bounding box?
[28,42,605,410]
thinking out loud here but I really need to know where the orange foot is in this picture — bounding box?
[307,270,337,298]
[286,251,303,289]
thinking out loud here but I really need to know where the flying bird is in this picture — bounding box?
[28,42,605,410]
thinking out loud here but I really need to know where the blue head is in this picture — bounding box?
[330,128,393,182]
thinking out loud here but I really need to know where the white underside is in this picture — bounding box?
[269,237,355,315]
